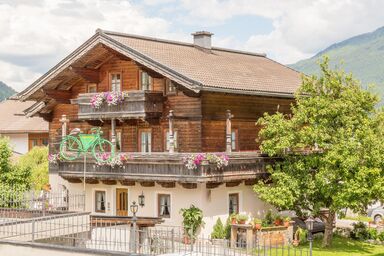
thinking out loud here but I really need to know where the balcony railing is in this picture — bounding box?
[52,152,276,184]
[71,91,164,120]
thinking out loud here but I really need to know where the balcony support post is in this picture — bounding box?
[226,110,234,153]
[111,118,116,152]
[60,115,69,151]
[168,110,175,154]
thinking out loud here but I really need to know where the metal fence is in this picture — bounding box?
[0,189,85,219]
[0,215,309,256]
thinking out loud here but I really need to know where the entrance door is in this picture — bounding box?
[116,188,128,216]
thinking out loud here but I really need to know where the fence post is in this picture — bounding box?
[31,218,35,242]
[171,228,175,253]
[189,228,193,252]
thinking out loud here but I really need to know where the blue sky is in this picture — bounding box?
[0,0,383,91]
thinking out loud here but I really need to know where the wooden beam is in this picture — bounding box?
[206,182,222,189]
[43,89,72,104]
[157,181,176,188]
[101,180,117,185]
[70,66,100,83]
[226,181,242,187]
[120,180,135,186]
[180,183,197,189]
[39,113,53,122]
[85,178,99,184]
[65,178,82,183]
[244,179,257,186]
[140,181,155,187]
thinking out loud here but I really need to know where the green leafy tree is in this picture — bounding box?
[254,58,384,247]
[16,146,49,191]
[0,137,30,193]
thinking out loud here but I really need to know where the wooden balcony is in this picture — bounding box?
[52,152,276,187]
[71,91,164,120]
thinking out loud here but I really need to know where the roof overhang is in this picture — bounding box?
[18,30,203,103]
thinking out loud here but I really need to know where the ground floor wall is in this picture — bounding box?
[49,174,274,237]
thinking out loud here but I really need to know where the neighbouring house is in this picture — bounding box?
[0,99,48,156]
[17,29,301,236]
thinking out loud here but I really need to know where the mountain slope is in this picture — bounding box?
[290,26,384,94]
[0,81,16,101]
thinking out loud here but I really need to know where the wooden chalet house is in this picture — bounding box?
[17,29,301,234]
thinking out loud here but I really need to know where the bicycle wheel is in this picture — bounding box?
[92,139,114,162]
[60,136,82,160]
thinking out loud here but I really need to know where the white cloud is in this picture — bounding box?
[0,0,177,91]
[1,0,384,91]
[156,0,384,64]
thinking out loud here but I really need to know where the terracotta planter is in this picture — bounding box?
[231,218,237,225]
[274,220,282,226]
[238,220,246,225]
[284,221,290,228]
[253,223,262,230]
[183,235,191,244]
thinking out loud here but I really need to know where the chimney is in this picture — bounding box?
[192,31,213,50]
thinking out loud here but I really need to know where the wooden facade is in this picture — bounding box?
[39,50,294,186]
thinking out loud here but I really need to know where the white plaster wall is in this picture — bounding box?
[50,175,274,237]
[1,133,29,154]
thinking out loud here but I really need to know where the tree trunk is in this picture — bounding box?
[322,210,335,247]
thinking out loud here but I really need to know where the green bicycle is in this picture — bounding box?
[60,127,114,162]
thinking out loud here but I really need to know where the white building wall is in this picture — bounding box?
[49,174,273,237]
[1,133,29,154]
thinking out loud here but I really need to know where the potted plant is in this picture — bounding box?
[180,205,205,244]
[252,218,262,230]
[274,214,283,226]
[293,227,307,246]
[211,218,227,246]
[284,217,291,227]
[230,213,238,225]
[237,214,248,225]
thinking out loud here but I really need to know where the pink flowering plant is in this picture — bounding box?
[48,153,60,164]
[96,153,132,168]
[183,153,229,170]
[90,91,127,109]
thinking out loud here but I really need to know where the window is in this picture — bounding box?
[231,129,238,151]
[229,193,239,215]
[140,71,152,91]
[165,79,176,94]
[165,130,178,151]
[88,83,97,93]
[31,139,39,147]
[95,191,106,213]
[139,130,152,153]
[42,138,49,146]
[111,73,121,92]
[158,194,171,218]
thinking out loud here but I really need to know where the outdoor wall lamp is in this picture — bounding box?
[138,191,145,207]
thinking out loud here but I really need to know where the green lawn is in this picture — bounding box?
[298,235,384,256]
[341,215,372,222]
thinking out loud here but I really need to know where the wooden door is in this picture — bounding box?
[116,188,128,216]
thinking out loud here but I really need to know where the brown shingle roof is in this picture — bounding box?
[0,100,48,133]
[106,31,301,95]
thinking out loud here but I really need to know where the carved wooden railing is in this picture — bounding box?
[52,152,276,183]
[71,91,164,120]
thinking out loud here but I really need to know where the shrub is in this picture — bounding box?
[211,218,226,239]
[237,214,248,222]
[350,222,369,240]
[262,210,274,227]
[367,228,378,240]
[225,217,231,239]
[378,232,384,242]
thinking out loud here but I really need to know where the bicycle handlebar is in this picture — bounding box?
[90,127,102,134]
